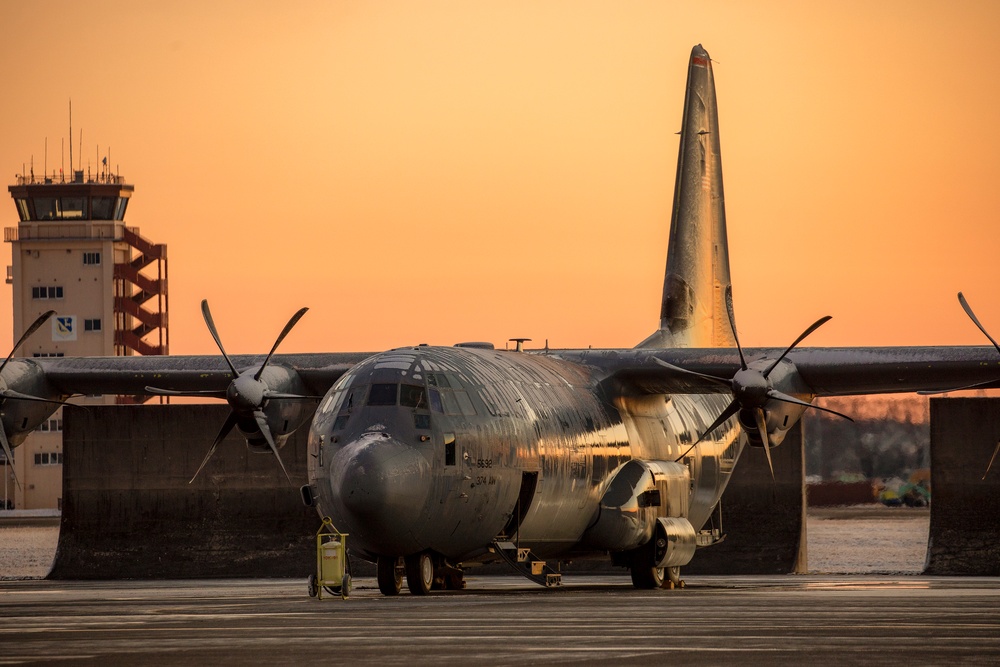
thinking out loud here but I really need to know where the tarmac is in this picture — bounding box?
[2,575,999,665]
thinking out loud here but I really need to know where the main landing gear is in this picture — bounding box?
[377,552,465,595]
[628,539,685,590]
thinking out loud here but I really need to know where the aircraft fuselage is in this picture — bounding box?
[307,345,743,565]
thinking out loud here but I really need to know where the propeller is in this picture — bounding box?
[0,310,79,490]
[919,293,1000,396]
[919,292,1000,479]
[660,285,853,479]
[145,300,318,484]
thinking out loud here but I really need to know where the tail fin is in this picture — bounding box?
[638,44,736,350]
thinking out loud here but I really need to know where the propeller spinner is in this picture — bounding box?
[658,286,853,479]
[146,300,317,484]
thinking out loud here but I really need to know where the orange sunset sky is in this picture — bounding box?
[1,1,999,356]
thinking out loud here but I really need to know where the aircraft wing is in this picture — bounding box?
[551,346,1000,397]
[33,352,374,397]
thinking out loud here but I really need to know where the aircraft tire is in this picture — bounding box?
[377,556,402,596]
[405,552,434,595]
[630,564,666,589]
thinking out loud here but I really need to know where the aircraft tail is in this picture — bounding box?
[638,44,736,350]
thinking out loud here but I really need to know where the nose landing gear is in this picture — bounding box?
[377,556,404,596]
[405,552,434,595]
[376,552,465,595]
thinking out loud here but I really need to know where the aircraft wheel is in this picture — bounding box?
[377,556,403,596]
[405,552,434,595]
[630,563,666,589]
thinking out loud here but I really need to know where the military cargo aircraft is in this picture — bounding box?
[2,45,998,595]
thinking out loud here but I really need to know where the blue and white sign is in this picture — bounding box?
[53,316,76,341]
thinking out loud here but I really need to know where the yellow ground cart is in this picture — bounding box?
[307,517,351,600]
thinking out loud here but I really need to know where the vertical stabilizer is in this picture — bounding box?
[639,45,736,350]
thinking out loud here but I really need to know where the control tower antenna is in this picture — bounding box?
[68,100,73,176]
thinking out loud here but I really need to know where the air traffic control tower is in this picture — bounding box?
[4,164,169,509]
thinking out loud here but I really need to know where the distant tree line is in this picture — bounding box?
[803,395,929,481]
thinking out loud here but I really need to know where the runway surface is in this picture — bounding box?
[2,575,999,665]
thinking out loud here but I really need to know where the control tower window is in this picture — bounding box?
[59,197,86,219]
[113,198,129,220]
[14,199,30,221]
[33,198,57,220]
[368,383,398,406]
[92,197,115,220]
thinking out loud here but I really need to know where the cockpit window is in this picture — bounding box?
[368,383,398,406]
[427,373,451,388]
[429,388,443,413]
[400,384,426,408]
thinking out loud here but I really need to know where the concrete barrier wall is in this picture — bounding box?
[684,422,805,575]
[51,405,318,579]
[925,397,1000,575]
[53,405,805,579]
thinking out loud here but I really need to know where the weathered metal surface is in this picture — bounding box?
[51,405,317,579]
[638,43,735,350]
[925,397,1000,575]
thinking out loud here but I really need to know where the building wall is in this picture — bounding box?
[7,223,124,509]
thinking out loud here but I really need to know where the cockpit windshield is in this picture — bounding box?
[400,384,426,408]
[368,383,398,406]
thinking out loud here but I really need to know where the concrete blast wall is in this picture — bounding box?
[52,405,805,579]
[51,405,317,579]
[925,397,1000,575]
[684,422,806,575]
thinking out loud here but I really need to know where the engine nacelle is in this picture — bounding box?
[0,359,62,449]
[652,516,697,568]
[582,459,690,552]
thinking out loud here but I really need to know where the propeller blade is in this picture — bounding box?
[984,439,1000,481]
[254,308,308,381]
[754,408,775,482]
[145,386,228,398]
[0,426,21,492]
[253,409,291,484]
[201,300,240,378]
[0,389,77,408]
[766,389,855,421]
[189,411,239,484]
[651,357,731,388]
[723,285,747,371]
[0,310,56,376]
[675,398,741,463]
[959,292,1000,355]
[763,316,833,379]
[261,391,323,401]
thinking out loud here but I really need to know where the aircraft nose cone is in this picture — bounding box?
[329,432,431,555]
